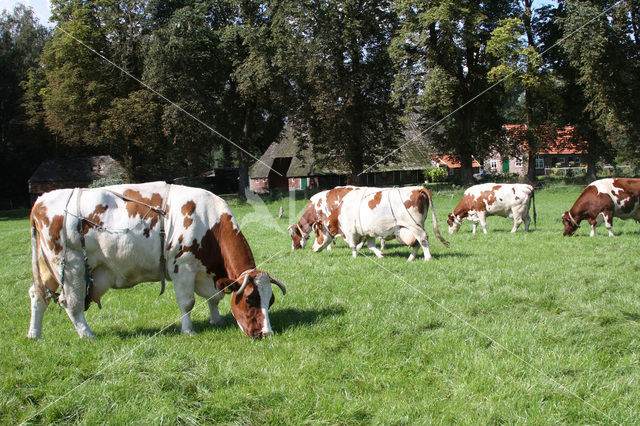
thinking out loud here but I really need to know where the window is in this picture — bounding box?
[489,159,498,170]
[535,157,544,169]
[514,157,523,168]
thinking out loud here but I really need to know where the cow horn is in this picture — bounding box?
[236,273,251,297]
[270,277,286,295]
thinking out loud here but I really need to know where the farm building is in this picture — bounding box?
[249,122,435,193]
[28,155,127,204]
[174,168,239,195]
[429,155,481,177]
[486,125,588,175]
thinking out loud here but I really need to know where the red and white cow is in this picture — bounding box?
[562,178,640,237]
[28,182,285,339]
[289,186,358,250]
[290,186,411,251]
[447,183,535,234]
[311,186,449,261]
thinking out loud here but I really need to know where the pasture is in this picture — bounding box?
[1,184,639,424]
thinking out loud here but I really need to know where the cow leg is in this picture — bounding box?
[511,216,523,233]
[195,276,224,325]
[27,285,49,339]
[367,238,384,258]
[478,212,488,234]
[406,227,430,261]
[58,264,95,338]
[472,221,477,234]
[173,270,197,335]
[327,243,333,251]
[603,212,614,237]
[380,239,386,251]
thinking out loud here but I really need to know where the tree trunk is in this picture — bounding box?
[526,149,537,184]
[238,150,249,196]
[460,154,474,184]
[237,104,253,197]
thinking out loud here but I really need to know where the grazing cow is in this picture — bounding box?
[289,186,357,250]
[311,186,449,261]
[447,183,536,234]
[562,178,640,237]
[289,186,394,251]
[28,182,286,339]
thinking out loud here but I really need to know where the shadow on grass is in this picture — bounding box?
[375,250,471,260]
[107,306,345,338]
[0,209,30,221]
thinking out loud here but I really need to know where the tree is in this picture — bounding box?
[280,0,402,184]
[560,0,640,169]
[391,0,509,184]
[485,0,563,184]
[0,5,52,206]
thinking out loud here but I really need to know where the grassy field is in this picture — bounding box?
[1,184,639,424]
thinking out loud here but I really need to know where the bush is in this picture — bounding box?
[425,167,449,183]
[89,177,126,188]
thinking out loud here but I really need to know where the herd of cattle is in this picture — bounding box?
[27,178,640,340]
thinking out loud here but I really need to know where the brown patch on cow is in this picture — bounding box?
[182,213,255,278]
[181,201,196,229]
[31,202,50,228]
[403,189,427,215]
[82,204,108,235]
[174,264,179,274]
[48,215,64,254]
[611,178,640,214]
[512,187,516,194]
[181,200,196,216]
[452,194,475,220]
[368,191,383,209]
[475,189,498,211]
[326,187,356,210]
[123,190,164,229]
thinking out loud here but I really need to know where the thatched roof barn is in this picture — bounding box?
[249,120,435,193]
[29,156,128,202]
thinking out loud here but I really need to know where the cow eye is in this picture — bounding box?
[245,289,261,307]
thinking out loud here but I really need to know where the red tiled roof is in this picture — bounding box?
[504,125,588,155]
[430,155,481,169]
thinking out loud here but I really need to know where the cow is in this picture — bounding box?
[28,182,286,340]
[289,186,394,251]
[289,186,357,250]
[446,183,536,234]
[311,186,449,261]
[562,178,640,237]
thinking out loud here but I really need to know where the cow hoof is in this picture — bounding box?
[79,332,95,339]
[182,329,195,336]
[209,317,223,326]
[26,332,41,340]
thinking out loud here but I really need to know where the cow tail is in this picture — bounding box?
[422,187,450,248]
[30,214,47,301]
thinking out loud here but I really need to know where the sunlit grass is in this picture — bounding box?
[1,184,639,423]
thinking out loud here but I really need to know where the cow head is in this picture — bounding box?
[447,213,462,234]
[311,221,334,252]
[217,271,286,338]
[561,211,579,236]
[288,224,309,250]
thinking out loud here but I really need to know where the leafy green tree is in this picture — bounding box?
[560,0,640,168]
[486,0,561,183]
[391,0,509,184]
[0,5,52,205]
[280,0,402,184]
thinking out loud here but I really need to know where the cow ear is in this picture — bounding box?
[215,278,239,294]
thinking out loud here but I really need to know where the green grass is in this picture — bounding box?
[2,185,640,424]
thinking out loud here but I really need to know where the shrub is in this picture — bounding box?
[426,167,449,183]
[89,177,126,188]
